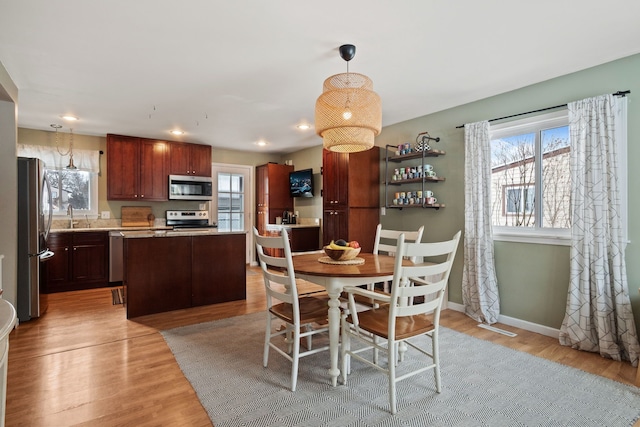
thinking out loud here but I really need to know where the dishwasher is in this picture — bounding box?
[109,231,123,283]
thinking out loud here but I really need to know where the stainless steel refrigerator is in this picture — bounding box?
[17,157,53,322]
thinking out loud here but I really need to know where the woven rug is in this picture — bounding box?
[161,312,640,427]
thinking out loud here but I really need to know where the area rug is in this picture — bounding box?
[161,312,640,427]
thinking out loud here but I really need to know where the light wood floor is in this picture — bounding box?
[6,267,639,426]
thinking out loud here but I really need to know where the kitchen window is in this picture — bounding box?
[46,169,99,216]
[17,144,100,217]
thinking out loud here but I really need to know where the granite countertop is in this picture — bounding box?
[119,229,247,238]
[51,226,172,233]
[265,223,320,229]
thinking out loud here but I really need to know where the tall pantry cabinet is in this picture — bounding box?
[255,163,294,236]
[322,148,380,252]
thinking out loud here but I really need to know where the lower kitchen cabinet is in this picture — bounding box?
[263,225,321,257]
[123,233,246,318]
[42,231,109,293]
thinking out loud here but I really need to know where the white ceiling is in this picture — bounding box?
[1,1,639,153]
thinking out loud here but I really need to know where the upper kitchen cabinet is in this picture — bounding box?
[169,142,212,177]
[107,134,169,201]
[255,163,293,235]
[322,148,380,252]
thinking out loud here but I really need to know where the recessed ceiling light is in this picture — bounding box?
[61,115,78,121]
[297,124,311,130]
[170,130,184,135]
[254,140,268,147]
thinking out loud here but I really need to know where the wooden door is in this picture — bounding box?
[267,163,293,210]
[189,144,212,177]
[322,150,349,208]
[139,140,169,201]
[71,232,108,285]
[347,207,379,252]
[348,148,380,207]
[42,232,72,292]
[323,209,348,246]
[192,234,246,306]
[107,134,140,200]
[168,142,191,176]
[255,164,267,208]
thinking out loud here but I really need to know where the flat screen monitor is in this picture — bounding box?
[289,168,314,198]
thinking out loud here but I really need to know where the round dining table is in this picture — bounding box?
[292,252,404,386]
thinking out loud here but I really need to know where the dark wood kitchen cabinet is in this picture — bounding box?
[124,233,246,318]
[255,163,293,236]
[169,142,212,177]
[107,134,169,201]
[322,148,380,252]
[42,231,109,293]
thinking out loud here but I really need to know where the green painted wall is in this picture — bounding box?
[375,53,640,333]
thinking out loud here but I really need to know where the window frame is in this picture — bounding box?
[46,168,99,218]
[490,110,571,245]
[490,102,628,246]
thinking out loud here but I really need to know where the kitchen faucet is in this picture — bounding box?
[67,204,74,229]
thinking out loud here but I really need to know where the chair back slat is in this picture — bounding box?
[253,227,299,307]
[373,224,425,262]
[387,231,461,323]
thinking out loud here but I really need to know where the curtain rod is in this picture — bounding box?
[455,90,630,129]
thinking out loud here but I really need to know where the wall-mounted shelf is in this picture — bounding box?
[384,143,446,210]
[387,204,445,210]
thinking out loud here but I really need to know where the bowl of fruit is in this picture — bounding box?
[323,239,361,261]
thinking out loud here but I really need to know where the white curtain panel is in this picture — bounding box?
[17,144,100,173]
[462,121,500,324]
[560,94,640,366]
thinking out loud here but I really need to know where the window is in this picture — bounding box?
[490,111,571,243]
[46,168,99,217]
[504,185,534,215]
[217,172,245,232]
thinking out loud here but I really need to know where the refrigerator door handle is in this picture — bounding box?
[39,250,55,261]
[42,173,53,243]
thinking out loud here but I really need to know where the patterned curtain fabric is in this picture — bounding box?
[462,121,500,324]
[560,94,640,367]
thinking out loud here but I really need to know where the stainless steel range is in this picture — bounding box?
[166,210,218,230]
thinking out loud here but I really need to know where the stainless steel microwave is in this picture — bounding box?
[169,175,213,201]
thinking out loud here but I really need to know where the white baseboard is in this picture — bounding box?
[446,301,560,339]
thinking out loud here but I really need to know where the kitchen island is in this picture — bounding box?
[121,229,246,318]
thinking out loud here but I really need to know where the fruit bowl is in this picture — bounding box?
[323,246,361,261]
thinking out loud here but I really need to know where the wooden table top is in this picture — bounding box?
[292,252,403,278]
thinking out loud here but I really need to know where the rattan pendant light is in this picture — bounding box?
[315,44,381,153]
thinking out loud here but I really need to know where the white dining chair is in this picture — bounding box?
[340,231,461,414]
[253,227,331,392]
[373,224,425,293]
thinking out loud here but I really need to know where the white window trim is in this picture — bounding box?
[491,110,570,246]
[491,100,628,247]
[48,170,100,218]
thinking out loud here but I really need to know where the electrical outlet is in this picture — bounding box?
[380,207,386,216]
[101,211,110,219]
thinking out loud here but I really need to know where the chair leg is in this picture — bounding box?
[305,324,313,350]
[433,332,441,393]
[340,316,351,383]
[373,335,379,365]
[291,326,300,392]
[388,343,397,415]
[263,313,271,367]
